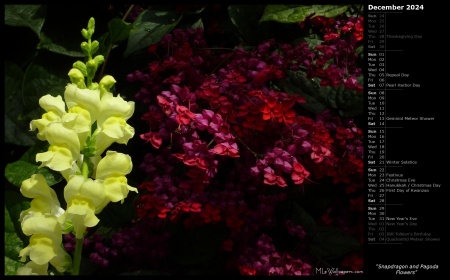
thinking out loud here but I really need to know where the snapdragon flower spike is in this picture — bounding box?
[18,16,138,276]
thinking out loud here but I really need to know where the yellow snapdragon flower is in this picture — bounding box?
[18,174,71,273]
[94,151,138,208]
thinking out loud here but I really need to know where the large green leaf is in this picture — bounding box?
[5,160,63,188]
[22,55,68,112]
[108,18,133,45]
[37,32,85,57]
[124,9,181,57]
[4,61,37,146]
[280,71,327,114]
[309,226,360,261]
[4,5,47,38]
[260,5,350,23]
[280,71,363,117]
[18,141,49,163]
[228,5,266,45]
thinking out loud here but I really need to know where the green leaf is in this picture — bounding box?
[170,225,229,265]
[4,61,37,146]
[108,18,133,45]
[4,191,31,232]
[260,5,350,23]
[22,55,68,112]
[303,34,323,50]
[4,257,24,276]
[4,190,32,275]
[124,9,181,57]
[38,32,85,57]
[4,5,47,38]
[280,71,363,117]
[280,71,327,113]
[309,226,360,261]
[19,141,49,162]
[191,19,204,30]
[5,160,63,188]
[5,207,24,257]
[228,5,267,45]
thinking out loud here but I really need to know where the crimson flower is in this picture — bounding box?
[291,162,310,185]
[140,132,162,149]
[263,167,287,187]
[175,104,196,125]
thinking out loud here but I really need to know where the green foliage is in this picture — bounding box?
[228,5,267,45]
[22,55,69,112]
[280,71,364,117]
[260,5,350,23]
[4,61,36,146]
[4,5,47,37]
[38,32,86,57]
[124,9,182,57]
[4,191,33,275]
[5,160,63,188]
[107,18,133,45]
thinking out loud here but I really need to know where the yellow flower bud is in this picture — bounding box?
[68,68,86,89]
[98,75,116,97]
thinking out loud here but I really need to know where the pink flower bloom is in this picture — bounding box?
[175,105,196,125]
[291,162,310,185]
[140,132,162,149]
